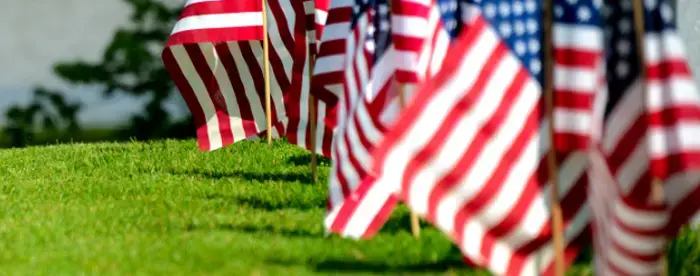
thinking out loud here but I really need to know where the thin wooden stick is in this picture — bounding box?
[542,0,565,275]
[263,0,272,145]
[308,49,318,183]
[397,85,421,239]
[632,1,667,274]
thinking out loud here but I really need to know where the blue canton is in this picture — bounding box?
[476,0,543,83]
[601,0,676,118]
[351,0,391,63]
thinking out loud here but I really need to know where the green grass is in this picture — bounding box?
[0,139,697,275]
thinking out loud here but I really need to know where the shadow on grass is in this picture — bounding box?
[286,154,331,167]
[164,168,316,183]
[268,246,472,274]
[312,259,469,274]
[184,221,322,238]
[233,195,326,210]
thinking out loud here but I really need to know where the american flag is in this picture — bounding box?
[311,0,355,109]
[392,0,472,88]
[284,0,335,158]
[162,0,315,151]
[589,0,700,274]
[323,0,403,238]
[352,0,594,274]
[551,0,605,150]
[322,0,479,239]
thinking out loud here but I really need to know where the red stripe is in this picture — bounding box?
[646,60,693,80]
[184,44,235,146]
[162,48,211,150]
[167,26,264,45]
[553,48,598,68]
[283,0,311,146]
[372,18,488,170]
[421,42,509,222]
[214,43,259,136]
[179,1,262,19]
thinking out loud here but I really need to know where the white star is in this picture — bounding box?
[644,0,657,9]
[616,40,631,56]
[365,40,375,52]
[513,1,524,16]
[484,3,497,18]
[619,19,632,34]
[621,0,633,11]
[380,21,390,30]
[554,5,564,18]
[577,6,591,22]
[500,23,513,37]
[605,26,613,38]
[378,3,388,14]
[529,39,540,53]
[515,40,527,55]
[566,0,578,5]
[514,20,525,35]
[601,5,611,18]
[616,62,629,78]
[530,59,542,74]
[446,20,457,31]
[527,19,539,34]
[593,0,602,8]
[525,0,537,14]
[499,2,511,17]
[368,25,376,35]
[661,3,674,23]
[440,2,450,13]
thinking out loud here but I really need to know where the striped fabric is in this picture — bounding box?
[311,0,355,108]
[284,0,335,157]
[323,0,401,237]
[551,0,605,150]
[589,0,700,274]
[348,3,591,274]
[323,0,471,239]
[163,0,308,151]
[392,0,454,86]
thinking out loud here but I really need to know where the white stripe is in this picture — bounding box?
[644,31,687,65]
[553,109,592,135]
[392,15,429,38]
[552,24,603,51]
[645,78,699,111]
[602,79,644,152]
[228,43,267,132]
[316,9,328,25]
[185,0,218,7]
[613,200,669,230]
[554,65,599,93]
[321,22,352,41]
[171,13,262,34]
[664,172,700,206]
[314,55,345,75]
[341,180,395,238]
[610,220,666,255]
[200,43,247,140]
[648,122,700,158]
[170,44,223,150]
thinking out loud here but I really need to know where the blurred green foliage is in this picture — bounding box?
[2,0,192,148]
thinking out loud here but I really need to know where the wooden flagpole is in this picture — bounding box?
[632,1,667,274]
[308,49,319,183]
[398,85,421,239]
[542,0,565,275]
[263,0,273,145]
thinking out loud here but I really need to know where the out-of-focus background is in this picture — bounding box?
[0,0,697,148]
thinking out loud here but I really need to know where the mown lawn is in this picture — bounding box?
[0,139,697,275]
